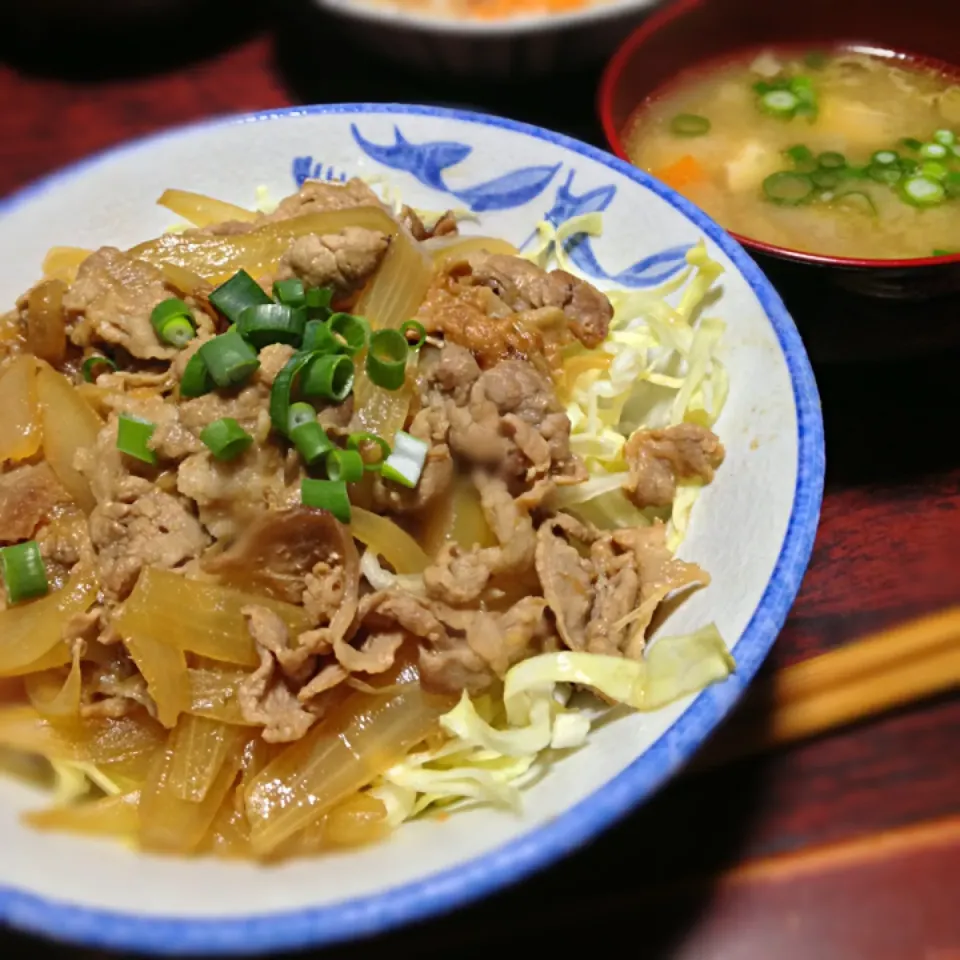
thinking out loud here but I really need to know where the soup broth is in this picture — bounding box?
[626,48,960,259]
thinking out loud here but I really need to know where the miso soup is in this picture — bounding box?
[625,48,960,259]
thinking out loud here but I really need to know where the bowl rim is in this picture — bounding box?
[0,102,825,957]
[315,0,659,35]
[597,0,960,270]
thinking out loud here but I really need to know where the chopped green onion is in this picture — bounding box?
[920,142,948,160]
[669,113,711,137]
[150,298,196,348]
[117,414,157,465]
[287,401,316,432]
[0,541,48,604]
[944,172,960,198]
[380,431,429,489]
[400,320,427,350]
[150,298,191,326]
[81,355,117,382]
[301,478,351,523]
[305,286,333,320]
[898,157,920,175]
[180,352,214,398]
[160,317,195,348]
[150,297,191,321]
[198,330,260,388]
[347,431,391,471]
[325,448,365,483]
[833,190,878,216]
[899,137,923,152]
[237,304,306,349]
[273,278,306,308]
[301,354,355,402]
[762,171,815,205]
[841,165,868,180]
[811,169,842,189]
[871,150,898,166]
[900,176,946,206]
[788,76,817,118]
[933,129,956,146]
[326,313,370,355]
[753,78,791,95]
[817,151,846,170]
[269,351,318,436]
[366,329,408,390]
[302,319,338,354]
[920,161,949,181]
[759,89,800,117]
[867,164,902,185]
[290,420,334,466]
[200,418,253,461]
[932,248,959,256]
[209,270,272,324]
[785,144,816,170]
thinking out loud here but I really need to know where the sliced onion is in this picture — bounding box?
[423,234,519,269]
[156,189,258,228]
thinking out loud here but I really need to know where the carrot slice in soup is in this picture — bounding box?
[654,155,706,192]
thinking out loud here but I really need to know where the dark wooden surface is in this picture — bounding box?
[2,5,959,956]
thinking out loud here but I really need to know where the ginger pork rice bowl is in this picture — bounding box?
[0,105,823,954]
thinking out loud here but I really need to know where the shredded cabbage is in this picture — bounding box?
[552,471,629,507]
[369,625,732,823]
[414,208,479,229]
[0,745,126,806]
[667,480,703,552]
[504,626,732,719]
[253,186,278,215]
[362,175,405,217]
[523,213,604,270]
[549,239,729,547]
[363,173,479,230]
[50,761,124,805]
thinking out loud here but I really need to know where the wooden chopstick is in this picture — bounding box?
[693,606,960,770]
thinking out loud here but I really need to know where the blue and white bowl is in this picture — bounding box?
[0,104,824,956]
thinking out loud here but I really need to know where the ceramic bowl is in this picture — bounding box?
[310,0,663,78]
[598,0,960,362]
[0,104,824,955]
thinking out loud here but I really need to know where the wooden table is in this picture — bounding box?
[2,8,959,957]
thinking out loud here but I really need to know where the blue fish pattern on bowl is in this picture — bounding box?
[293,128,695,289]
[533,171,694,287]
[350,124,561,212]
[293,157,348,186]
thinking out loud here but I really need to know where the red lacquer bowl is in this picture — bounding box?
[598,0,960,362]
